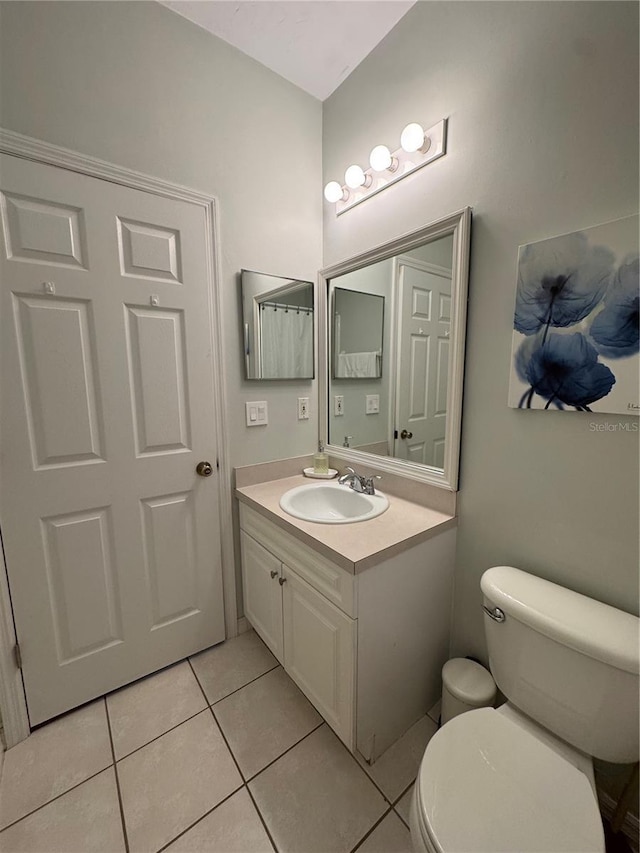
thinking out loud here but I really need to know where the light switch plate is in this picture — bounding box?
[246,401,268,426]
[366,394,380,414]
[334,395,344,416]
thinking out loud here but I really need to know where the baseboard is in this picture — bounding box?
[237,616,251,635]
[599,789,639,849]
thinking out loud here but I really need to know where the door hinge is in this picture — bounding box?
[14,642,22,669]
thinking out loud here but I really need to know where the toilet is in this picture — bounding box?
[410,565,640,853]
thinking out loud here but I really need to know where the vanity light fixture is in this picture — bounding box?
[369,144,398,173]
[324,117,447,215]
[344,164,372,190]
[400,122,431,154]
[324,181,348,203]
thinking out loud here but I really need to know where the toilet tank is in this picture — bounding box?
[481,566,639,764]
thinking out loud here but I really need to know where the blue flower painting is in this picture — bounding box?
[508,215,639,414]
[590,255,640,359]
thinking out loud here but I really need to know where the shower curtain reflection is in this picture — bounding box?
[260,304,313,379]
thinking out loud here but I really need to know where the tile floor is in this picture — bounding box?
[0,630,439,853]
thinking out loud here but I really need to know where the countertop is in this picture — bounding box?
[235,474,457,573]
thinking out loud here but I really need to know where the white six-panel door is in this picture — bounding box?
[0,154,225,725]
[394,259,452,468]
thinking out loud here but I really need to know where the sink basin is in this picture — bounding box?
[279,482,389,524]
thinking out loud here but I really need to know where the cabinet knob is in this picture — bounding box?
[278,577,287,586]
[270,570,278,579]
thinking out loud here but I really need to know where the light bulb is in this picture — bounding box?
[344,164,367,189]
[324,181,345,203]
[369,145,392,171]
[400,122,425,153]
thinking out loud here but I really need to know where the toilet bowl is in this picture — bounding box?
[409,705,605,853]
[409,566,639,853]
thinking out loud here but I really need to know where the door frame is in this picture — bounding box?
[0,128,237,746]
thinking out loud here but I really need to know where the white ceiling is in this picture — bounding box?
[160,1,416,101]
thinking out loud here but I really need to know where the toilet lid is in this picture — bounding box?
[416,708,604,853]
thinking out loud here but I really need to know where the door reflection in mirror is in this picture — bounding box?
[328,234,453,469]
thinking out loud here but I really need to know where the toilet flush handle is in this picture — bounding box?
[482,605,505,623]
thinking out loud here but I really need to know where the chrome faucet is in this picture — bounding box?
[338,467,382,496]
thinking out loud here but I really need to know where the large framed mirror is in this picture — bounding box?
[242,269,314,380]
[319,209,471,490]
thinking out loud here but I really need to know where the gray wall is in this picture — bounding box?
[323,1,640,665]
[0,0,322,472]
[406,235,454,271]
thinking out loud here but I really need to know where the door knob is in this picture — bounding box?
[400,429,413,440]
[196,461,213,477]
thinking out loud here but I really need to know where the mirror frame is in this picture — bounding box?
[318,208,471,491]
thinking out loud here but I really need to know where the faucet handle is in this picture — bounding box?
[362,474,382,495]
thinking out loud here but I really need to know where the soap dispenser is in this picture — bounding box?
[313,440,328,474]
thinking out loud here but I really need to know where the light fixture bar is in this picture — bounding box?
[333,118,447,216]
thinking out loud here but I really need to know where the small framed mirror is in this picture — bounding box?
[319,208,471,490]
[332,288,384,379]
[242,270,314,380]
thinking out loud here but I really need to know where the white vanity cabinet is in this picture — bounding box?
[240,531,285,663]
[240,508,356,747]
[239,502,456,761]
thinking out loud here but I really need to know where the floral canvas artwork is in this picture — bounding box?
[508,215,639,414]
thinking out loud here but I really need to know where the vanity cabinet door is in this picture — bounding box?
[282,564,356,749]
[240,531,284,664]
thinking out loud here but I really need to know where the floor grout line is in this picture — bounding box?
[392,778,415,807]
[199,713,264,852]
[243,719,325,784]
[155,783,245,853]
[394,805,410,830]
[245,784,280,853]
[243,719,394,853]
[0,764,113,834]
[187,653,328,853]
[104,697,130,853]
[148,657,251,853]
[349,804,394,853]
[189,653,326,786]
[330,727,397,807]
[111,706,208,764]
[187,658,247,783]
[206,661,281,708]
[190,664,284,850]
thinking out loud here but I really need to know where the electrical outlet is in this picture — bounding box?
[334,395,344,416]
[297,397,310,420]
[246,401,268,426]
[366,394,380,414]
